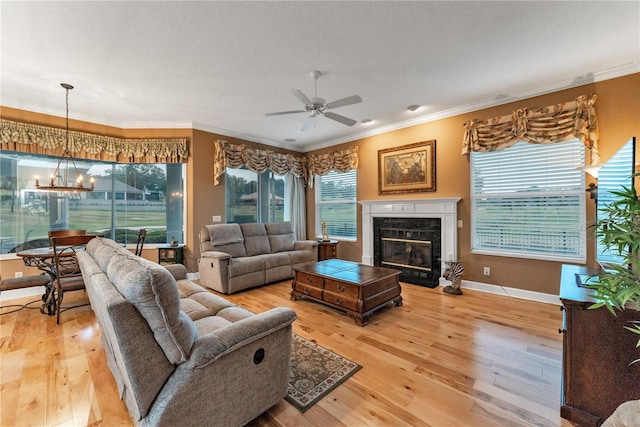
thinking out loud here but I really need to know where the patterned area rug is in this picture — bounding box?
[287,334,362,412]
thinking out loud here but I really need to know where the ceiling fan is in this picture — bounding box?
[266,70,362,132]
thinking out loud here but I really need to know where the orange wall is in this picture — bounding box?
[2,73,639,296]
[306,73,640,295]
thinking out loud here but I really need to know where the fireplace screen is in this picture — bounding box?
[380,237,432,271]
[373,217,441,288]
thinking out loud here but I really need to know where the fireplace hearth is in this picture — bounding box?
[374,217,441,287]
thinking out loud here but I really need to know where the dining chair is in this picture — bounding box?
[50,234,96,324]
[135,228,147,256]
[48,229,86,245]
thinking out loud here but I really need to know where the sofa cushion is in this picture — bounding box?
[177,279,209,299]
[193,306,256,336]
[87,237,121,272]
[229,257,266,277]
[193,316,234,336]
[178,283,255,335]
[285,249,317,265]
[240,223,272,256]
[106,253,198,364]
[266,222,296,252]
[178,287,237,321]
[259,253,292,269]
[262,253,293,283]
[206,224,247,258]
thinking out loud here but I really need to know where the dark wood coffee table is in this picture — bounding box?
[291,259,402,326]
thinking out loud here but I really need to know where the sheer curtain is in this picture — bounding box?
[285,174,307,240]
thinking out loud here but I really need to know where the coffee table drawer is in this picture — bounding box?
[294,283,323,299]
[296,272,324,289]
[323,291,358,311]
[324,279,359,299]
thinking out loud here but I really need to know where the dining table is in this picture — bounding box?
[16,246,83,315]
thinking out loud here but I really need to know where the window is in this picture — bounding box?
[596,137,636,264]
[0,151,185,254]
[471,139,586,262]
[225,167,285,223]
[315,169,357,240]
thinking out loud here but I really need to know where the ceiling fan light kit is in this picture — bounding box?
[266,70,362,131]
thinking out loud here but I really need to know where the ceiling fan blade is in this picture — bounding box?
[324,111,357,127]
[265,110,306,116]
[289,89,312,106]
[325,94,362,109]
[301,115,315,132]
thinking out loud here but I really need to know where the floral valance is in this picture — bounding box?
[462,94,600,165]
[213,140,307,185]
[213,140,359,186]
[307,146,359,187]
[0,119,189,163]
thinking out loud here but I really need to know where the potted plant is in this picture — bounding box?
[589,182,640,362]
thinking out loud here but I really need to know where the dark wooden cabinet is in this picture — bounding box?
[317,240,338,261]
[560,264,640,426]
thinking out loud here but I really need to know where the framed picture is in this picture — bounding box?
[378,140,436,194]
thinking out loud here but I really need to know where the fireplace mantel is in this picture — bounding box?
[359,198,461,277]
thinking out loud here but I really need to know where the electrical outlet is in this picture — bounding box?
[15,271,23,278]
[212,215,222,223]
[457,220,463,228]
[483,267,490,276]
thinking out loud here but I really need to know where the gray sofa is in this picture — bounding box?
[198,221,318,294]
[76,237,297,427]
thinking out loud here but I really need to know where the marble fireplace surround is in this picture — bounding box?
[359,198,461,282]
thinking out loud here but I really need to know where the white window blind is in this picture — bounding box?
[596,138,635,264]
[315,169,357,240]
[471,139,586,262]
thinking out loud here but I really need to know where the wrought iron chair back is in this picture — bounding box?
[50,234,96,324]
[135,228,147,256]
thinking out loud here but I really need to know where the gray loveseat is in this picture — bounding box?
[77,237,297,427]
[198,221,318,294]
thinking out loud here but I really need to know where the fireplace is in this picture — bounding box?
[374,217,441,287]
[360,198,461,287]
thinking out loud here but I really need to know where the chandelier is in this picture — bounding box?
[36,83,94,192]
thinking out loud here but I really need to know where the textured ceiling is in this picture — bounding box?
[1,1,639,152]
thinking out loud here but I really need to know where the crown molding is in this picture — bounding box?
[6,62,638,154]
[302,62,640,153]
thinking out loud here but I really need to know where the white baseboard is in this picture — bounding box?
[0,286,46,302]
[455,279,561,306]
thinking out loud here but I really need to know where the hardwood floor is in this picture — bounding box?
[0,281,575,426]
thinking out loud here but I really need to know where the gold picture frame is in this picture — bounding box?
[378,140,436,194]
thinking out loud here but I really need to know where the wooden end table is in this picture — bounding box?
[291,259,402,326]
[317,239,339,261]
